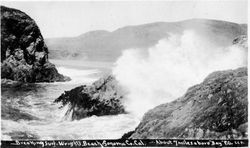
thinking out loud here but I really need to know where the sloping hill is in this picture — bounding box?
[127,67,247,139]
[46,19,247,62]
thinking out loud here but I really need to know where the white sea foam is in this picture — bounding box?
[1,114,139,140]
[113,30,247,118]
[1,66,139,140]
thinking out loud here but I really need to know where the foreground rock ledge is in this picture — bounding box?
[1,6,69,82]
[54,75,126,120]
[127,67,247,139]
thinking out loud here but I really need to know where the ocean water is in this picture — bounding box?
[1,64,139,140]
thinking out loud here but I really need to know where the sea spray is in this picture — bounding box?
[112,30,247,118]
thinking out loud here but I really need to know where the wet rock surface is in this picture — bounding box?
[1,6,69,82]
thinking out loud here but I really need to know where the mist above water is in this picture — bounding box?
[113,30,247,117]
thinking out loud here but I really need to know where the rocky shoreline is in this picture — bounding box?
[1,5,247,140]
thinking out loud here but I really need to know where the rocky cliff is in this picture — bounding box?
[1,6,69,82]
[54,75,126,120]
[127,67,247,139]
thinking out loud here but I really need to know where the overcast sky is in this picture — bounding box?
[2,0,248,38]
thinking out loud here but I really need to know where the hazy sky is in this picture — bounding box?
[2,0,248,38]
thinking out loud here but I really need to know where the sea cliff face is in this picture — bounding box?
[54,75,126,120]
[1,6,69,82]
[127,67,247,139]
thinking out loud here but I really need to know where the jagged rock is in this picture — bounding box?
[54,75,126,120]
[128,67,247,139]
[1,6,69,82]
[233,35,247,48]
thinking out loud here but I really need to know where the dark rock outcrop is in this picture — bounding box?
[233,35,247,49]
[128,67,247,139]
[54,75,126,120]
[1,6,69,82]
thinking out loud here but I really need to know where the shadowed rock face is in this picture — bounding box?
[127,67,247,139]
[1,6,69,82]
[54,75,126,120]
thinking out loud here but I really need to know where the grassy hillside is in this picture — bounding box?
[45,19,247,62]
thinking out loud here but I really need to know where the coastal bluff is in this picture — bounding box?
[1,6,69,82]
